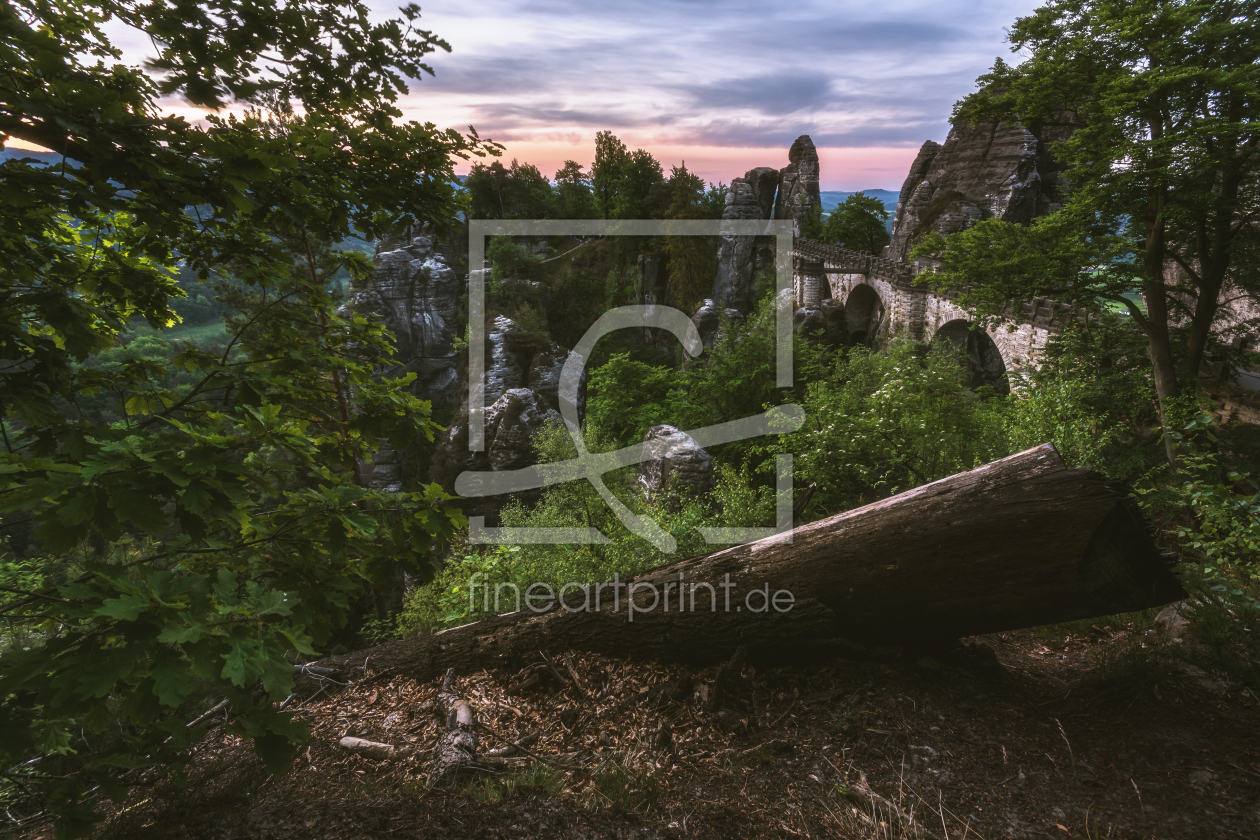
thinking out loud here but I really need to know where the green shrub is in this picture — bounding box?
[398,419,777,633]
[769,340,1009,515]
[1006,367,1118,469]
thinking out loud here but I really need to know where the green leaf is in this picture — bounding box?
[157,620,209,644]
[252,730,301,775]
[150,660,196,707]
[94,593,150,622]
[221,636,264,686]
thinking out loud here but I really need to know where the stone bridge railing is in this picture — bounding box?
[791,236,1089,333]
[792,237,928,286]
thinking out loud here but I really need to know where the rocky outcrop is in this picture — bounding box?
[712,167,778,313]
[709,136,824,312]
[794,297,846,348]
[345,226,463,415]
[345,225,465,493]
[691,299,744,349]
[774,136,822,236]
[887,140,941,250]
[638,425,716,502]
[429,316,587,524]
[885,117,1075,263]
[484,388,562,473]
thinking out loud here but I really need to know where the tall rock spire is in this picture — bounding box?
[774,135,821,236]
[711,166,777,313]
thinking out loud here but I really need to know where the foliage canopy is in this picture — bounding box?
[913,0,1260,458]
[0,0,485,833]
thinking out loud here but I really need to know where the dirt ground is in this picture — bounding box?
[48,614,1260,840]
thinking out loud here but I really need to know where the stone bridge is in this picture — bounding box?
[792,237,1087,392]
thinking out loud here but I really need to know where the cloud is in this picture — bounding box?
[678,72,835,116]
[376,0,1046,187]
[469,102,680,130]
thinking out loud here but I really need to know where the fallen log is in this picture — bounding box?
[300,444,1184,688]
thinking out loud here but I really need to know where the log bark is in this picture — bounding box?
[301,444,1184,688]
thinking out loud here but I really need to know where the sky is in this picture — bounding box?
[376,0,1044,190]
[13,0,1045,191]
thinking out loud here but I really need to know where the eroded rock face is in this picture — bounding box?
[362,442,404,492]
[484,315,526,407]
[345,228,463,415]
[691,299,744,350]
[712,167,778,313]
[429,316,587,525]
[774,135,822,237]
[886,117,1075,263]
[886,140,941,254]
[638,425,716,502]
[485,388,562,473]
[346,225,466,494]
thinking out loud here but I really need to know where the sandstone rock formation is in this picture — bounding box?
[885,117,1075,263]
[429,315,587,524]
[887,140,941,249]
[638,425,716,502]
[484,387,562,473]
[774,136,822,236]
[345,226,463,416]
[710,136,822,315]
[712,167,778,313]
[344,225,465,492]
[691,299,744,350]
[793,297,846,348]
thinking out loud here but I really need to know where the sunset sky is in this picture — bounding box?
[16,0,1045,191]
[399,0,1044,191]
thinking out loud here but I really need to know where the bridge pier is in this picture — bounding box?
[793,237,1087,374]
[795,257,826,309]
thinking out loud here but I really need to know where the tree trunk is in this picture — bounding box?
[300,445,1184,688]
[1140,185,1183,466]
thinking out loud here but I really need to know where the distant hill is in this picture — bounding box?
[1,148,62,165]
[819,189,899,233]
[819,189,898,215]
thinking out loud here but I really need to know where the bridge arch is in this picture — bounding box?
[930,319,1011,395]
[844,283,886,348]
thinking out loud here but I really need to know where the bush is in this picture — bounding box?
[1006,367,1118,469]
[770,340,1009,515]
[398,420,776,632]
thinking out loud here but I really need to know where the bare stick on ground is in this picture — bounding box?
[428,668,479,785]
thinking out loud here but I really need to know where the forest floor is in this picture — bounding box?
[67,604,1260,840]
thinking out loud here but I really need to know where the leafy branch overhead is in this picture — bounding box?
[0,1,479,835]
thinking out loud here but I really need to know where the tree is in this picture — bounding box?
[913,0,1260,461]
[591,130,630,218]
[613,147,668,220]
[0,1,482,833]
[553,159,596,219]
[823,192,891,253]
[799,203,826,241]
[464,158,553,219]
[662,163,718,311]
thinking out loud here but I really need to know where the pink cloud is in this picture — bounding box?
[456,139,918,192]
